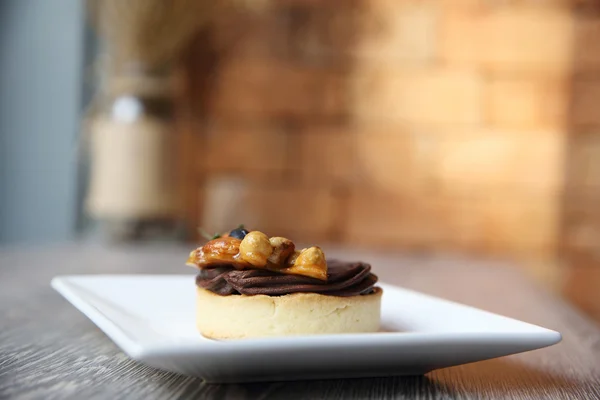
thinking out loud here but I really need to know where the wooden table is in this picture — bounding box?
[1,243,599,399]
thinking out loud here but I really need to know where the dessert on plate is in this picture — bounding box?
[186,226,382,339]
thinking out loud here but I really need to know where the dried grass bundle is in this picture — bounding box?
[88,0,219,67]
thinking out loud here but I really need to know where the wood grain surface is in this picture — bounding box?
[1,243,599,399]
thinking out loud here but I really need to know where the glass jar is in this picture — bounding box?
[85,65,183,241]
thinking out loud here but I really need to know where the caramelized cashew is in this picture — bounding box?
[187,236,246,268]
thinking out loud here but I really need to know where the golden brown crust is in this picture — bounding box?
[196,287,383,339]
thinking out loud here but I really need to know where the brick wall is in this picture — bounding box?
[180,0,600,315]
[561,4,600,320]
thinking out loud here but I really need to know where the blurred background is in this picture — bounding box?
[1,0,599,322]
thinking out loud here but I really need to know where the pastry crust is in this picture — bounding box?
[196,287,383,339]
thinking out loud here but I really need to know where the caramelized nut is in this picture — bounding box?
[239,231,273,267]
[286,246,327,280]
[268,237,295,266]
[203,236,241,257]
[287,250,302,266]
[294,247,326,268]
[188,236,246,268]
[187,232,329,280]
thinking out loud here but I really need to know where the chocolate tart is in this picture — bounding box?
[187,229,382,339]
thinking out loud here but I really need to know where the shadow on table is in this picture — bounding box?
[186,358,588,399]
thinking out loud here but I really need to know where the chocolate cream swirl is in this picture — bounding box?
[195,260,378,297]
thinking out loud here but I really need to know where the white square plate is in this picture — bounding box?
[51,275,561,383]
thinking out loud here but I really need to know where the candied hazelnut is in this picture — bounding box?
[239,231,273,267]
